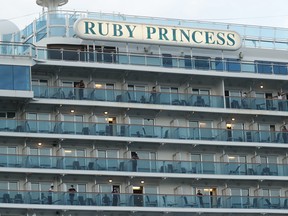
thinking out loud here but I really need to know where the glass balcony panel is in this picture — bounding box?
[0,44,10,55]
[189,127,199,140]
[22,23,33,38]
[50,27,66,37]
[211,95,224,108]
[96,158,107,170]
[41,155,52,168]
[63,50,79,61]
[142,125,155,138]
[89,88,105,101]
[229,96,241,109]
[62,122,76,134]
[36,15,47,31]
[275,42,288,50]
[181,56,192,69]
[138,159,151,172]
[107,158,118,171]
[260,41,274,49]
[147,56,161,66]
[49,14,66,25]
[199,128,213,140]
[273,63,287,75]
[64,157,76,169]
[226,59,241,72]
[202,161,215,174]
[130,55,145,65]
[10,154,20,167]
[229,25,245,35]
[275,29,288,40]
[118,53,129,64]
[195,58,210,70]
[260,28,274,39]
[231,129,244,142]
[245,40,259,48]
[103,53,116,63]
[245,26,260,37]
[36,28,47,42]
[47,49,62,60]
[79,51,91,62]
[106,89,115,101]
[159,93,171,105]
[258,130,270,143]
[96,123,108,136]
[256,61,272,74]
[174,127,188,139]
[241,62,256,73]
[162,54,173,67]
[68,14,80,26]
[171,92,180,104]
[253,97,267,110]
[36,48,46,59]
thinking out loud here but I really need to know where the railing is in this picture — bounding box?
[0,42,32,57]
[32,85,224,108]
[0,154,285,177]
[0,190,287,210]
[0,119,287,144]
[227,96,288,111]
[32,85,288,112]
[35,48,288,75]
[7,10,288,49]
[1,42,288,76]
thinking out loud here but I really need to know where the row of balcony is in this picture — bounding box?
[0,119,287,144]
[43,49,288,75]
[0,154,284,177]
[0,190,287,210]
[34,48,288,75]
[2,42,288,75]
[32,86,288,112]
[16,10,288,41]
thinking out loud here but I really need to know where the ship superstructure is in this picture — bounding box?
[0,0,288,216]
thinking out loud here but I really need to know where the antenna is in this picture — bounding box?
[36,0,68,11]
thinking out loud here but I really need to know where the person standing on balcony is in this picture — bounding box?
[48,185,54,204]
[131,152,139,171]
[112,188,120,206]
[102,194,110,206]
[276,91,285,111]
[241,91,248,109]
[149,86,157,104]
[78,80,85,100]
[281,125,288,143]
[68,185,77,205]
[197,189,204,208]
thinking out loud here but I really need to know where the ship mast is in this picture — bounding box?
[36,0,68,11]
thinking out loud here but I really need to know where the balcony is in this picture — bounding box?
[0,190,286,211]
[0,119,287,145]
[1,41,288,76]
[32,85,223,108]
[0,154,285,177]
[32,86,288,113]
[35,48,288,76]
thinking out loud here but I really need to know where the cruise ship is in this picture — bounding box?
[1,0,288,215]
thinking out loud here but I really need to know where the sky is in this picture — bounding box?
[1,0,288,30]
